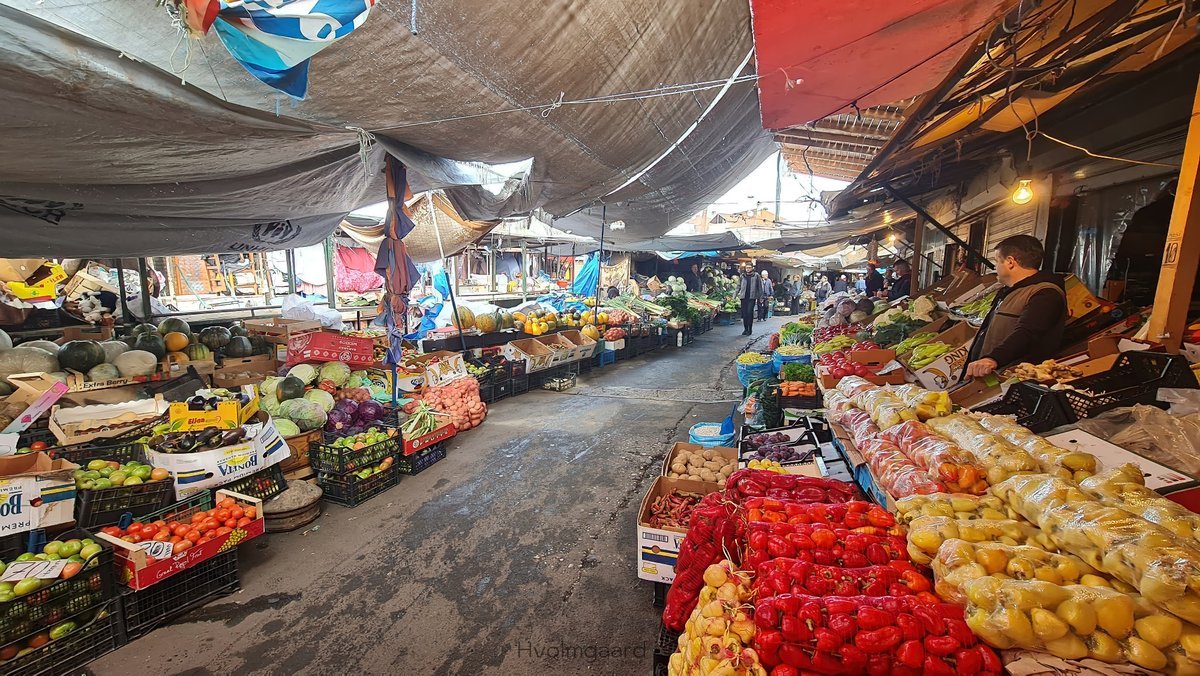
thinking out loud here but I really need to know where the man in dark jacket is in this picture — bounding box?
[965,235,1067,378]
[865,262,885,297]
[736,263,763,336]
[887,261,912,301]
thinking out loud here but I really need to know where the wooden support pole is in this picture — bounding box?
[1146,76,1200,353]
[911,216,925,289]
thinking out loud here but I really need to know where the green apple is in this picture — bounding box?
[41,542,63,558]
[72,470,86,480]
[86,460,108,471]
[132,466,152,480]
[15,553,35,562]
[98,467,114,478]
[79,544,101,560]
[59,540,82,557]
[107,471,126,485]
[80,480,95,490]
[81,539,94,546]
[83,470,100,480]
[32,554,47,561]
[93,478,113,490]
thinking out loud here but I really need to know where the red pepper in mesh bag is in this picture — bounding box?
[744,521,909,570]
[754,558,936,600]
[741,497,897,530]
[725,470,860,503]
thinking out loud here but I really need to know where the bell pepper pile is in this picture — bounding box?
[743,522,909,570]
[754,559,937,601]
[723,471,860,503]
[742,498,897,531]
[752,594,1002,675]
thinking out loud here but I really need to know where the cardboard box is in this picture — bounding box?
[662,442,737,477]
[410,351,468,388]
[402,422,456,456]
[167,385,260,431]
[1063,274,1106,321]
[147,417,289,499]
[604,338,626,352]
[244,317,322,344]
[0,453,78,535]
[6,263,67,301]
[286,330,374,367]
[949,374,1004,408]
[212,354,274,388]
[50,397,168,446]
[909,322,978,391]
[636,476,720,583]
[58,356,213,394]
[95,489,265,590]
[0,374,68,434]
[62,269,118,303]
[559,330,599,360]
[535,334,576,365]
[504,339,554,372]
[58,325,114,343]
[280,429,321,473]
[817,349,906,390]
[0,258,46,283]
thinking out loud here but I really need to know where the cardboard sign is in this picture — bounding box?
[136,540,175,559]
[286,331,374,366]
[1,559,68,581]
[1,376,68,434]
[908,322,978,391]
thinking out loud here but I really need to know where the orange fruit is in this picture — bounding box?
[163,331,190,352]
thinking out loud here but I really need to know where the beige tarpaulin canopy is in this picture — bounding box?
[340,193,495,265]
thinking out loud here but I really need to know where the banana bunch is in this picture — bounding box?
[669,561,768,676]
[891,384,952,420]
[895,332,938,355]
[907,342,953,369]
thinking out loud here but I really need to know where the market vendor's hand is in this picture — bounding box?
[966,358,998,378]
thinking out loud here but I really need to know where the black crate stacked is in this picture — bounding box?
[215,463,288,501]
[310,427,401,507]
[0,528,120,675]
[121,550,240,640]
[395,442,447,476]
[47,441,174,529]
[652,623,681,676]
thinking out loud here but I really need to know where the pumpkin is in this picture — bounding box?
[498,312,514,331]
[199,326,231,351]
[184,343,212,361]
[276,376,306,401]
[57,340,107,373]
[157,317,192,339]
[225,336,253,358]
[133,333,166,359]
[167,351,190,364]
[86,363,121,382]
[248,335,270,356]
[163,331,190,352]
[0,348,58,384]
[113,350,157,378]
[228,321,249,338]
[475,312,499,333]
[100,340,130,363]
[582,325,600,341]
[452,307,476,330]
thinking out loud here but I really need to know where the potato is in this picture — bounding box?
[699,469,717,482]
[688,474,702,481]
[703,461,720,472]
[671,462,688,474]
[702,449,717,461]
[687,455,704,468]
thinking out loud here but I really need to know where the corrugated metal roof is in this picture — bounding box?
[775,99,919,182]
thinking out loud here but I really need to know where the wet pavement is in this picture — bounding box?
[90,317,786,676]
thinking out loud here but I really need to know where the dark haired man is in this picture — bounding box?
[964,235,1067,378]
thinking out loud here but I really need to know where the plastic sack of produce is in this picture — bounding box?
[723,470,860,503]
[744,521,909,570]
[835,409,879,447]
[894,493,1021,526]
[1080,463,1200,545]
[835,375,877,398]
[687,422,735,448]
[927,414,1040,484]
[853,388,918,429]
[993,473,1200,624]
[931,540,1107,604]
[662,494,742,632]
[741,498,896,530]
[905,515,1057,565]
[755,558,934,600]
[821,388,854,414]
[752,593,1002,674]
[858,438,946,498]
[976,413,1097,481]
[962,578,1200,673]
[736,352,774,386]
[890,383,953,420]
[668,559,767,676]
[879,421,988,494]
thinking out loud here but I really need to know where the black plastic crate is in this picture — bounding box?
[0,528,116,649]
[652,623,680,676]
[974,381,1073,433]
[652,581,668,608]
[318,462,399,506]
[1,600,122,676]
[120,550,239,640]
[75,478,174,530]
[217,463,287,501]
[396,443,446,476]
[46,439,148,467]
[1057,351,1199,420]
[311,426,400,474]
[512,374,530,394]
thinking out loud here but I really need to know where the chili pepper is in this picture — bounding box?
[924,635,960,657]
[896,613,922,641]
[792,532,816,549]
[844,533,870,551]
[857,606,893,631]
[778,643,808,669]
[841,551,868,567]
[954,647,983,675]
[804,575,829,595]
[863,578,889,596]
[856,626,902,654]
[755,628,783,655]
[977,644,1002,673]
[827,613,857,641]
[813,549,836,566]
[770,665,800,676]
[896,639,924,668]
[913,604,946,635]
[749,529,768,553]
[839,643,869,671]
[776,595,801,616]
[923,654,957,676]
[755,602,779,629]
[811,650,842,673]
[914,591,942,605]
[888,582,912,597]
[867,508,895,527]
[768,535,793,558]
[892,666,923,676]
[866,652,892,676]
[945,618,974,647]
[814,627,842,652]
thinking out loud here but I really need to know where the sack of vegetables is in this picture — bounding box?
[736,352,773,386]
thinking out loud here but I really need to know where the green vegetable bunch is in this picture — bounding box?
[779,321,814,346]
[907,342,953,368]
[781,362,815,383]
[895,332,938,355]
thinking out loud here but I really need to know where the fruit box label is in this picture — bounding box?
[636,526,686,583]
[402,422,456,456]
[287,332,374,367]
[911,338,975,392]
[148,419,288,499]
[0,475,75,534]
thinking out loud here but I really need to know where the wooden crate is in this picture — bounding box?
[244,318,322,344]
[281,429,321,473]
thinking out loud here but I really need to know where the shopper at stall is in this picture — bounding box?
[736,264,763,335]
[757,270,773,321]
[887,261,912,301]
[814,275,832,304]
[832,274,849,294]
[683,262,703,292]
[964,235,1067,378]
[854,274,867,293]
[865,262,885,297]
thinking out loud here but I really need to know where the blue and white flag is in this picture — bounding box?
[214,0,376,99]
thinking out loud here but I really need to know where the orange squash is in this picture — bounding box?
[163,331,190,352]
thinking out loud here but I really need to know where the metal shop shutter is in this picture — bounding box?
[985,201,1037,252]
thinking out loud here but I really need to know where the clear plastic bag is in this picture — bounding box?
[853,388,918,429]
[975,413,1098,481]
[835,374,877,397]
[927,414,1041,484]
[858,438,945,498]
[906,515,1057,565]
[961,578,1200,673]
[821,388,854,414]
[931,539,1107,604]
[993,473,1200,625]
[891,383,953,420]
[835,408,879,447]
[1079,464,1200,546]
[1075,405,1200,476]
[894,493,1021,526]
[880,420,988,494]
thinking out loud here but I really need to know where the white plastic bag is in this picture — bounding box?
[281,294,344,330]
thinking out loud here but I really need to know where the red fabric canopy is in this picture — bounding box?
[750,0,1012,129]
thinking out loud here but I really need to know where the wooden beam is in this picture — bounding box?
[807,120,894,141]
[911,215,925,289]
[1147,76,1200,353]
[775,129,885,149]
[778,140,879,161]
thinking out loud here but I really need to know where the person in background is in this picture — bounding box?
[865,261,885,297]
[736,263,763,336]
[814,275,832,304]
[757,270,773,321]
[854,274,867,293]
[683,262,703,292]
[789,276,802,314]
[832,274,849,294]
[821,298,857,327]
[964,235,1067,378]
[887,261,912,301]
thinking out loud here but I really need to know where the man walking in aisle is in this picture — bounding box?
[757,270,773,322]
[736,264,763,336]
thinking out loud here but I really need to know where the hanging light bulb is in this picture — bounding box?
[1012,179,1034,205]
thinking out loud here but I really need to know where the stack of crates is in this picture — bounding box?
[310,425,402,507]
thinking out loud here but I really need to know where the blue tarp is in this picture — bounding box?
[571,253,600,296]
[656,251,719,260]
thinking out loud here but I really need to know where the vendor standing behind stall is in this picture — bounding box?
[964,235,1067,378]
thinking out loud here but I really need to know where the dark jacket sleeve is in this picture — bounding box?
[982,289,1067,366]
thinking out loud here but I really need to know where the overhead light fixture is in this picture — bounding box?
[608,220,626,230]
[887,233,896,243]
[1011,179,1034,205]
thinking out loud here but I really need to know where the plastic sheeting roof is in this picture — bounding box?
[0,0,772,255]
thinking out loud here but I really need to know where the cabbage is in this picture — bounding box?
[87,363,121,382]
[260,392,282,416]
[325,408,352,433]
[318,362,351,387]
[910,295,937,322]
[286,363,319,385]
[355,400,386,423]
[273,418,301,438]
[278,398,327,432]
[871,307,907,328]
[303,388,336,413]
[260,376,282,399]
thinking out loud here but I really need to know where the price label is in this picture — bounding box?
[0,560,68,582]
[136,541,175,559]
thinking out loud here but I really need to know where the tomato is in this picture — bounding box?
[128,521,144,534]
[236,517,252,528]
[215,527,233,537]
[223,519,237,529]
[219,497,236,509]
[185,530,202,543]
[121,535,137,543]
[152,530,171,542]
[27,632,50,649]
[152,520,167,529]
[170,536,182,544]
[197,535,214,546]
[229,507,245,520]
[244,507,257,519]
[191,512,207,524]
[29,441,47,452]
[101,526,122,537]
[202,517,221,532]
[130,534,143,543]
[215,509,231,521]
[172,540,192,554]
[140,525,160,539]
[831,367,847,378]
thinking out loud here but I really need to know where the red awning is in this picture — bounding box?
[750,0,1013,129]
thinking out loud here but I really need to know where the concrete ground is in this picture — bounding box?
[91,316,786,676]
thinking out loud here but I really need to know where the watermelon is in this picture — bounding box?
[276,376,306,401]
[133,333,166,359]
[57,340,106,373]
[157,317,192,338]
[225,336,253,358]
